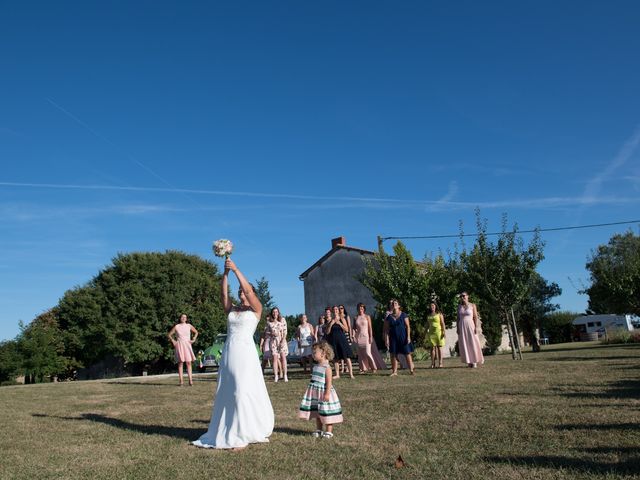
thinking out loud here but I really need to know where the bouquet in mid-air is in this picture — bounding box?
[213,239,234,258]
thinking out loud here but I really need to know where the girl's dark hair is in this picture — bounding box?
[430,302,441,313]
[356,303,366,312]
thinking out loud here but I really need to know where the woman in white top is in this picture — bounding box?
[296,314,316,373]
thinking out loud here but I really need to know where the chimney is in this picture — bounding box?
[331,236,346,248]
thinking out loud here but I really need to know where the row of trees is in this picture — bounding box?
[1,251,227,384]
[362,212,562,354]
[361,215,640,354]
[2,222,637,384]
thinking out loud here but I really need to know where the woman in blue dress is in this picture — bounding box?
[383,299,415,376]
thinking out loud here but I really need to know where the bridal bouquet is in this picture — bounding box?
[213,239,234,258]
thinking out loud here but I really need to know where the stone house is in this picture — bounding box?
[299,236,377,325]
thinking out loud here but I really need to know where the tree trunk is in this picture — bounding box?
[505,312,516,360]
[510,308,523,360]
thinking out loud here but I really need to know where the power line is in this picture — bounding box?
[381,219,640,242]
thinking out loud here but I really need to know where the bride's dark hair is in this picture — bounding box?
[238,283,256,299]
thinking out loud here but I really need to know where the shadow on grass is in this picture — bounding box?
[33,413,306,440]
[554,422,639,431]
[545,355,640,362]
[105,378,217,386]
[104,381,182,387]
[560,379,640,400]
[32,413,204,441]
[579,447,639,455]
[273,426,310,437]
[485,454,640,475]
[537,343,640,354]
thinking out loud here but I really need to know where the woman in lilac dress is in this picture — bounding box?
[457,292,484,368]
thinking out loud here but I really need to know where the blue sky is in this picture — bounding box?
[1,1,639,341]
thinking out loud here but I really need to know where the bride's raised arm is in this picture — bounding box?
[225,258,263,319]
[221,267,233,314]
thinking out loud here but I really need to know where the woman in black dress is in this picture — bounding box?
[326,305,354,379]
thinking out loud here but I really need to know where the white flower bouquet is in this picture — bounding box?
[213,239,233,258]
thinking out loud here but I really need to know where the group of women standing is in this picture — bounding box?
[318,304,389,378]
[169,291,485,388]
[168,256,486,451]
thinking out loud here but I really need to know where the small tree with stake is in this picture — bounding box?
[460,210,545,358]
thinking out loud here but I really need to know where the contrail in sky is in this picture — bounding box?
[45,97,203,207]
[1,181,638,210]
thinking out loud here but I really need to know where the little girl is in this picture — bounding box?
[298,341,343,438]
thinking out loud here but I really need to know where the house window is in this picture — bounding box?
[595,322,602,327]
[587,322,594,327]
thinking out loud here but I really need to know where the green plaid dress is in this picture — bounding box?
[298,363,343,424]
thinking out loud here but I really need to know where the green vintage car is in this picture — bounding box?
[202,334,262,369]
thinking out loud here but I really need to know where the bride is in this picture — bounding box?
[193,258,274,449]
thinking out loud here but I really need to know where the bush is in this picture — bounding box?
[412,347,430,361]
[602,330,640,344]
[541,311,578,344]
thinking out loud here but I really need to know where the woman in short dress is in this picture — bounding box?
[168,314,198,386]
[316,314,327,342]
[269,307,289,382]
[383,299,415,376]
[296,314,316,373]
[427,302,446,368]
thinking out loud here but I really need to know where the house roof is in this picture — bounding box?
[299,245,375,280]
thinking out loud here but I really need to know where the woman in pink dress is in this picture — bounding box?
[457,292,484,368]
[168,314,198,386]
[353,303,376,373]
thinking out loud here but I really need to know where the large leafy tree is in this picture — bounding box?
[583,231,640,316]
[460,212,545,354]
[362,241,430,345]
[0,340,21,384]
[57,251,225,373]
[18,309,68,383]
[362,241,422,315]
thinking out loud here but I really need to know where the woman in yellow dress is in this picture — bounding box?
[427,302,446,368]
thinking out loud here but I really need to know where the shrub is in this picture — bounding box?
[602,329,640,344]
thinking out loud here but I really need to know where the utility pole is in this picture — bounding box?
[377,235,385,253]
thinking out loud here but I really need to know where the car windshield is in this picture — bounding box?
[214,334,227,343]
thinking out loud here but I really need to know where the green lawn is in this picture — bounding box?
[1,342,638,480]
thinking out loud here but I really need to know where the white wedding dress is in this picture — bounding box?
[193,310,274,449]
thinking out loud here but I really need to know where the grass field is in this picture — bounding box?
[1,342,638,480]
